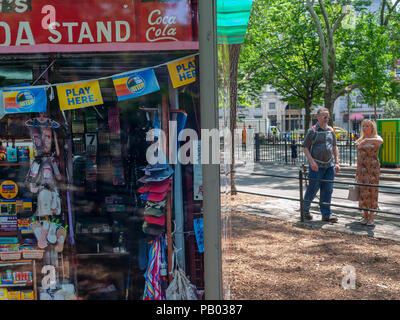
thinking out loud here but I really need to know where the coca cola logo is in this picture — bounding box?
[145,9,177,42]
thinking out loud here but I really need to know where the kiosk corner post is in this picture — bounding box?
[199,0,223,300]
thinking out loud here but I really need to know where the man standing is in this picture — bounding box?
[302,107,340,222]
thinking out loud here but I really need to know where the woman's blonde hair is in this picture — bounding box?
[356,119,378,143]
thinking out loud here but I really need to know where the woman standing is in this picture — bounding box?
[355,120,383,226]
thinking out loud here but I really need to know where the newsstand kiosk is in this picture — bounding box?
[0,0,224,300]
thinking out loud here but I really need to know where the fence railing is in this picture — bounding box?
[235,133,399,167]
[235,170,400,223]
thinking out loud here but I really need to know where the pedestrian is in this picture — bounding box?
[355,120,383,227]
[290,140,297,165]
[242,123,247,151]
[302,107,340,222]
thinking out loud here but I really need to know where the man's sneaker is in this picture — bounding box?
[322,215,338,223]
[366,221,375,227]
[304,212,313,220]
[359,217,368,225]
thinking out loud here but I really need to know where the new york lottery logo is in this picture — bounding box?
[16,91,35,108]
[127,75,145,94]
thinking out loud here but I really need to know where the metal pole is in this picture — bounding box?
[299,169,304,221]
[200,0,223,300]
[285,138,288,164]
[349,134,352,166]
[255,133,260,162]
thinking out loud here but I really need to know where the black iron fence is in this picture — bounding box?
[235,133,399,167]
[236,170,400,222]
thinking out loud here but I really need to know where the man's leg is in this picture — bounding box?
[303,167,322,219]
[319,166,337,222]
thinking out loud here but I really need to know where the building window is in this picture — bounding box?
[254,115,262,119]
[269,102,276,110]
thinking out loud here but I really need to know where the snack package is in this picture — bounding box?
[21,290,34,300]
[7,291,20,300]
[0,288,8,300]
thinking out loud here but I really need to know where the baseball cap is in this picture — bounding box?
[142,221,165,236]
[145,214,165,226]
[147,190,168,202]
[137,167,174,184]
[138,178,171,194]
[146,199,167,209]
[144,206,164,217]
[139,192,149,200]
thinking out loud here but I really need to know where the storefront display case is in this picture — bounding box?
[0,0,220,300]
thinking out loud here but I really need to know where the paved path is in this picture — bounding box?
[233,162,400,242]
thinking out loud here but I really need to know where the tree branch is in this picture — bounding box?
[332,11,348,33]
[380,0,387,26]
[384,0,400,26]
[318,0,332,36]
[334,84,360,101]
[306,1,329,78]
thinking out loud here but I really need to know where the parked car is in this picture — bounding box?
[333,126,348,140]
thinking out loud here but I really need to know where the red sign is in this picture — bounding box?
[0,0,197,53]
[136,0,193,42]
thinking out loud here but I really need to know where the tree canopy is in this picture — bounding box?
[238,0,400,128]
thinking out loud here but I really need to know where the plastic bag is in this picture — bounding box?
[165,250,198,300]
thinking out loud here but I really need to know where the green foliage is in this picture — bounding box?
[350,13,396,109]
[383,99,400,118]
[238,0,324,109]
[238,0,400,120]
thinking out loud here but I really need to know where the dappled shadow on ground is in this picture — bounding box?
[226,211,400,300]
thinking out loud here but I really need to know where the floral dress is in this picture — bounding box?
[356,141,381,210]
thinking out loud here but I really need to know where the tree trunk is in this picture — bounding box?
[373,98,377,121]
[304,98,313,132]
[229,44,241,195]
[324,86,335,127]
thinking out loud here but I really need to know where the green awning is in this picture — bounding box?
[217,0,253,45]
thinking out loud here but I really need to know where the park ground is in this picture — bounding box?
[225,193,400,300]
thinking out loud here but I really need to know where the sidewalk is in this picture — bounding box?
[234,162,400,242]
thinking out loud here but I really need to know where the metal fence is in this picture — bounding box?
[237,170,400,222]
[235,133,399,167]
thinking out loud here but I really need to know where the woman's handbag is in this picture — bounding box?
[348,181,359,201]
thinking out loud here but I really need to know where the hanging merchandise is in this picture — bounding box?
[165,249,199,300]
[0,142,6,161]
[142,235,166,300]
[6,140,17,162]
[193,218,204,253]
[0,181,18,200]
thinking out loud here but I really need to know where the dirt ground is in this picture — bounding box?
[225,194,400,300]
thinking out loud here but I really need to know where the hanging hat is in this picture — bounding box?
[139,192,149,200]
[144,206,164,217]
[142,221,165,236]
[147,190,168,202]
[145,214,165,226]
[145,199,167,210]
[138,178,171,194]
[138,167,174,184]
